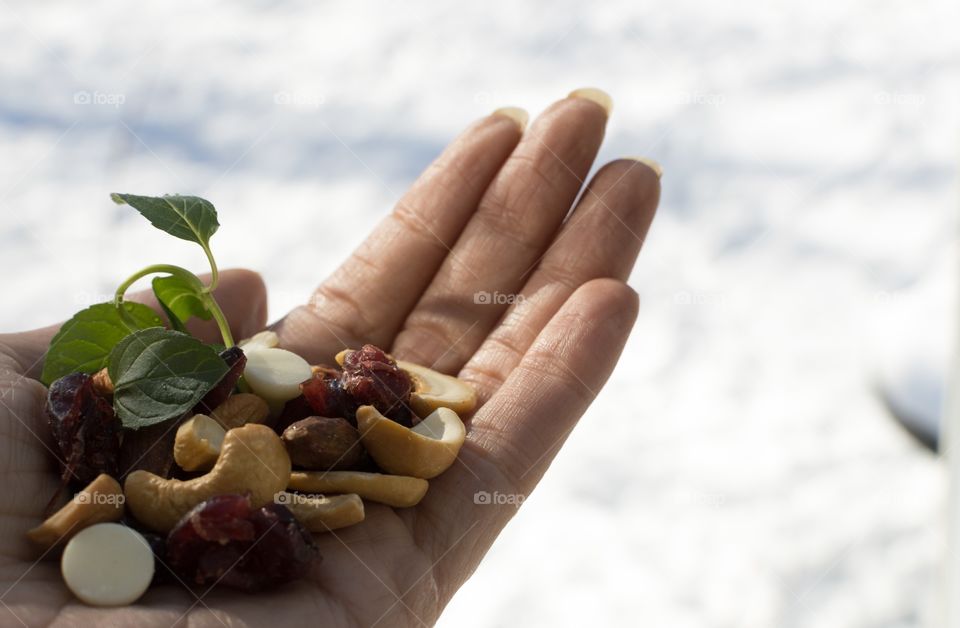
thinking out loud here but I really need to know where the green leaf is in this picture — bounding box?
[110,193,219,249]
[40,302,165,386]
[152,275,211,332]
[108,328,229,429]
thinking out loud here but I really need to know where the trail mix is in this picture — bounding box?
[26,194,475,606]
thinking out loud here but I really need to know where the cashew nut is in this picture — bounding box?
[91,367,114,397]
[173,414,226,472]
[209,393,270,429]
[356,405,465,479]
[125,424,291,533]
[27,474,124,550]
[288,471,428,508]
[277,492,365,532]
[397,361,476,418]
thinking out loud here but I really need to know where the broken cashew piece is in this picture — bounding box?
[397,361,477,418]
[209,393,270,429]
[288,471,428,508]
[277,492,365,532]
[27,474,124,550]
[173,414,225,472]
[125,424,291,533]
[356,405,465,479]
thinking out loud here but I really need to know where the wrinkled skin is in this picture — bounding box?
[0,96,659,627]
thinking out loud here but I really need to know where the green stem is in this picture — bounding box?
[114,263,234,348]
[201,244,219,292]
[202,293,234,347]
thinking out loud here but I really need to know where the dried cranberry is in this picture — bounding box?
[46,373,121,486]
[301,373,356,423]
[340,345,412,420]
[193,346,247,415]
[166,494,319,591]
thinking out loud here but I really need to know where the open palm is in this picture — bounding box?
[0,91,660,627]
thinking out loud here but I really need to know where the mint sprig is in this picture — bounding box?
[110,193,233,348]
[42,192,241,430]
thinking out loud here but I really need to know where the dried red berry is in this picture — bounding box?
[341,345,412,415]
[301,373,356,423]
[166,494,319,591]
[193,346,247,415]
[46,373,121,487]
[299,345,414,426]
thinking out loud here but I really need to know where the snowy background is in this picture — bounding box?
[1,0,958,626]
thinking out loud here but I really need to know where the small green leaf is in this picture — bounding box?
[110,193,219,249]
[40,302,165,386]
[108,328,229,429]
[152,274,211,332]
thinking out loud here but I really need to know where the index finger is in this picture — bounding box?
[274,110,526,364]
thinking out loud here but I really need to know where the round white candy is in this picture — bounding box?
[243,347,313,405]
[61,523,154,607]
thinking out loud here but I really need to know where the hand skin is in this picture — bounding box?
[0,93,660,627]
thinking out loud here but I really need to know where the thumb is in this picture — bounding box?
[0,268,268,380]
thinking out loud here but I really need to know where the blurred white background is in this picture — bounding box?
[1,0,958,625]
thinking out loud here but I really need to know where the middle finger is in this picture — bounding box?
[391,89,612,371]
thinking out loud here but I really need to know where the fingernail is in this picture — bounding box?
[568,87,613,117]
[492,106,529,132]
[624,156,663,179]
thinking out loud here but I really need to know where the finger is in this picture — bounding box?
[415,278,639,590]
[0,268,268,379]
[462,157,660,401]
[274,109,526,363]
[391,89,612,373]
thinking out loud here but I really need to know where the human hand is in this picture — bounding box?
[0,89,660,627]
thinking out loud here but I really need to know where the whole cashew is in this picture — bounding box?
[124,424,291,533]
[288,471,428,508]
